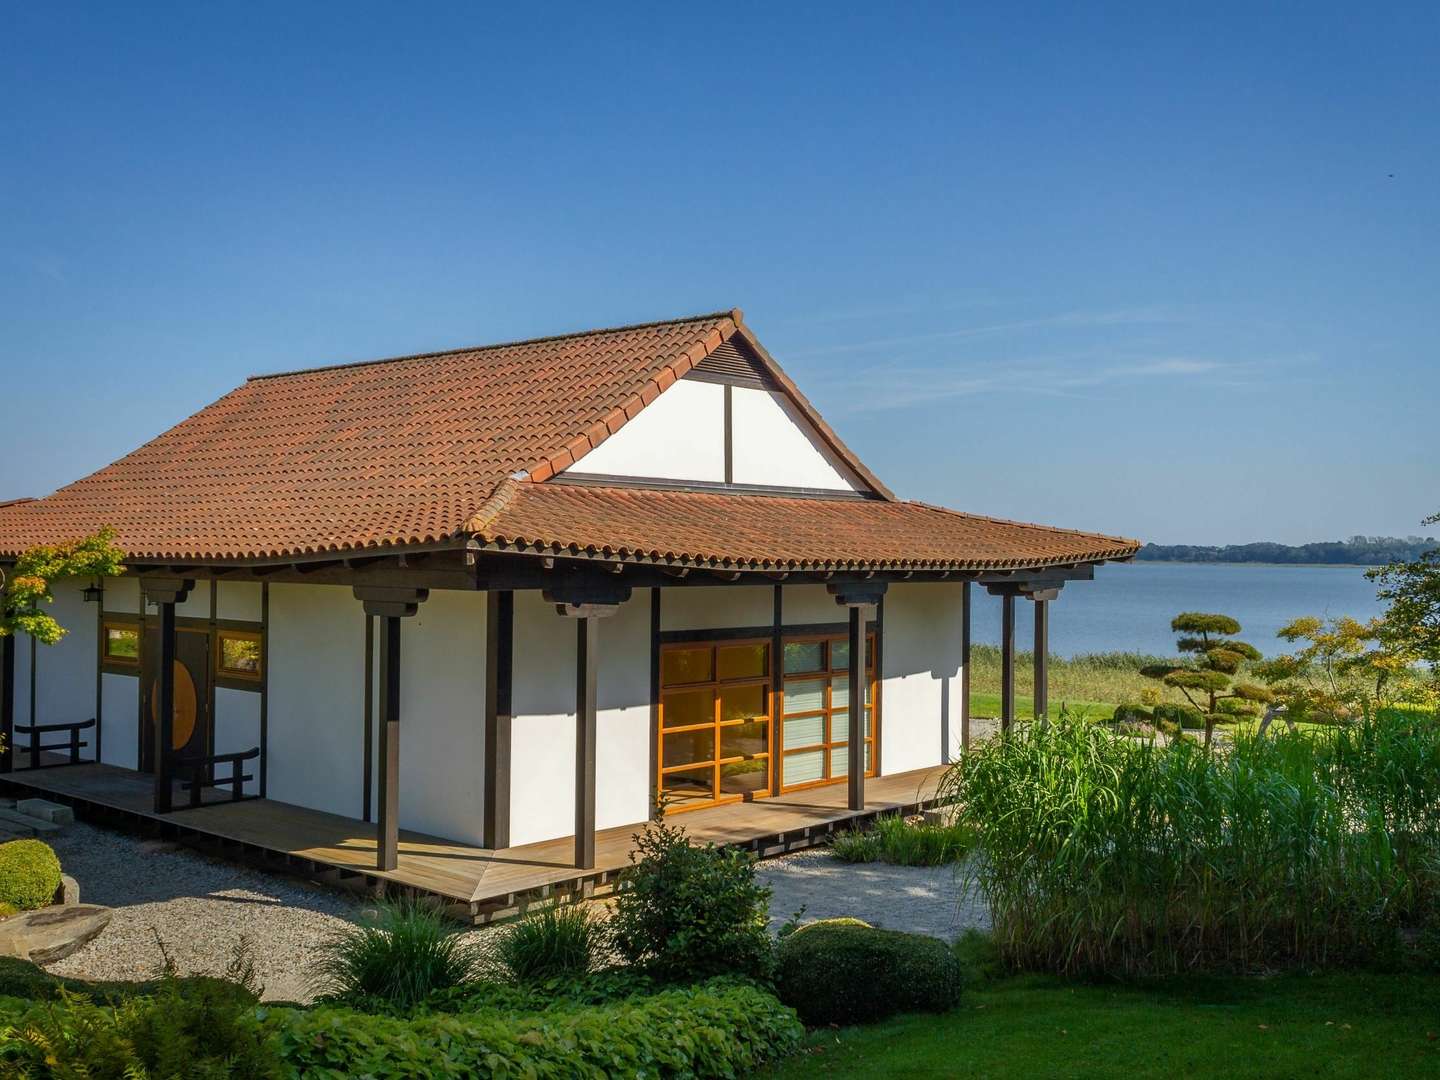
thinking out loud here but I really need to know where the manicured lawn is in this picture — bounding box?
[969,691,1116,721]
[763,971,1440,1078]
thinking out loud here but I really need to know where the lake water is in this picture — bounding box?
[971,562,1386,659]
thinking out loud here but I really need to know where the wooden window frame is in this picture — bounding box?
[214,628,263,690]
[100,617,141,674]
[778,632,878,794]
[658,638,773,813]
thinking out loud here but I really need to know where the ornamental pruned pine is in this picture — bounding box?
[1142,611,1271,749]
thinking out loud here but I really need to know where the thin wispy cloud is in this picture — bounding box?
[787,306,1187,359]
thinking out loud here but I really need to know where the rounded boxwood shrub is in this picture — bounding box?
[775,923,962,1026]
[0,838,61,911]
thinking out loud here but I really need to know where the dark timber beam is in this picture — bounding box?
[1033,595,1050,723]
[482,591,514,850]
[959,581,971,755]
[1000,592,1016,735]
[544,584,628,870]
[0,633,14,775]
[144,578,195,813]
[830,580,887,811]
[354,586,428,871]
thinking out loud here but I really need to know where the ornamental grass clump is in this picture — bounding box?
[313,898,481,1011]
[830,813,974,866]
[941,708,1440,977]
[489,902,609,984]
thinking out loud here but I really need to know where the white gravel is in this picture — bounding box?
[757,847,989,941]
[36,819,984,1003]
[40,821,500,1003]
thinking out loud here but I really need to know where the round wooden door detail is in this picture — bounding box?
[148,660,198,751]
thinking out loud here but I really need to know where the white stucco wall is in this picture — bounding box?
[566,380,725,482]
[780,584,846,626]
[265,582,367,819]
[9,579,97,758]
[104,576,141,615]
[661,585,771,632]
[397,589,486,845]
[216,581,263,622]
[100,673,139,769]
[730,387,863,491]
[214,687,262,795]
[878,582,966,772]
[563,379,865,493]
[509,588,652,847]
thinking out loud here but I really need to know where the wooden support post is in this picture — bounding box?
[1000,592,1016,734]
[377,614,401,872]
[353,586,428,873]
[847,604,864,811]
[827,580,886,813]
[575,616,598,870]
[959,581,971,755]
[1033,597,1049,723]
[0,633,13,774]
[483,591,514,850]
[542,583,630,871]
[143,578,193,813]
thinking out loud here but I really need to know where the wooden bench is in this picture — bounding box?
[12,718,95,771]
[175,747,260,808]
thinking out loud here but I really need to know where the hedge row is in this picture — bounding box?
[0,972,802,1079]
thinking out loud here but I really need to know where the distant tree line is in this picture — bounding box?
[1136,535,1439,566]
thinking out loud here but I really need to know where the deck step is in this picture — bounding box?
[0,809,63,835]
[17,799,75,826]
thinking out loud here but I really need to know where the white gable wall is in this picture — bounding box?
[567,380,725,482]
[563,378,865,493]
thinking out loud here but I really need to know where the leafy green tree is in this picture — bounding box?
[1141,612,1272,749]
[1367,510,1440,667]
[1255,615,1431,722]
[1,527,126,644]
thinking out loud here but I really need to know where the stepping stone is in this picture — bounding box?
[16,799,74,826]
[0,904,112,964]
[0,822,35,840]
[0,809,60,834]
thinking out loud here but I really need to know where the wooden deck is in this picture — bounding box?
[0,762,949,922]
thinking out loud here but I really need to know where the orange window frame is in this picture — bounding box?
[215,628,263,683]
[101,618,141,669]
[778,632,878,794]
[657,639,773,813]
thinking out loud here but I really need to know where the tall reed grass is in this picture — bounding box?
[940,708,1440,976]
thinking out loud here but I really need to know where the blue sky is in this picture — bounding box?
[2,3,1435,545]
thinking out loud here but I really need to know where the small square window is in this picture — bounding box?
[103,623,139,664]
[217,631,262,680]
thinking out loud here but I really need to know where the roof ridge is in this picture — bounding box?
[246,308,742,382]
[463,474,526,534]
[904,499,1141,547]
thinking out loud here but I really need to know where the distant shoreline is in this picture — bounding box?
[1123,560,1380,570]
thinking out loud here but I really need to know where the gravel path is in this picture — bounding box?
[757,848,989,940]
[42,822,498,1003]
[37,820,984,1002]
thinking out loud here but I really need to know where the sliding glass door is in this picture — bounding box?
[779,634,876,792]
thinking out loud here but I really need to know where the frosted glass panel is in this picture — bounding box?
[784,678,825,714]
[785,749,824,784]
[831,676,849,710]
[832,640,850,670]
[832,744,849,777]
[783,715,824,750]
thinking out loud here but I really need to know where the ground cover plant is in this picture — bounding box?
[829,812,974,865]
[941,708,1440,976]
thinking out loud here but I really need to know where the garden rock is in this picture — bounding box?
[0,809,61,835]
[18,799,75,826]
[0,904,113,964]
[55,875,80,906]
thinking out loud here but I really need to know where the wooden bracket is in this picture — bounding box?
[353,585,429,617]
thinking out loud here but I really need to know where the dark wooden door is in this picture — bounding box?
[140,627,211,772]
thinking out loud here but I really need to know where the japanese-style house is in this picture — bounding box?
[0,309,1139,919]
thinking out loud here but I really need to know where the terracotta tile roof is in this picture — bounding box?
[471,481,1141,571]
[0,307,1139,570]
[0,311,751,560]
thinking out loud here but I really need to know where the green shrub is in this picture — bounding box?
[829,814,973,866]
[941,708,1440,976]
[313,898,480,1010]
[610,818,773,983]
[489,902,608,984]
[0,973,277,1078]
[775,923,961,1026]
[1153,701,1205,729]
[787,916,872,937]
[0,839,61,911]
[0,955,255,1008]
[274,978,803,1078]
